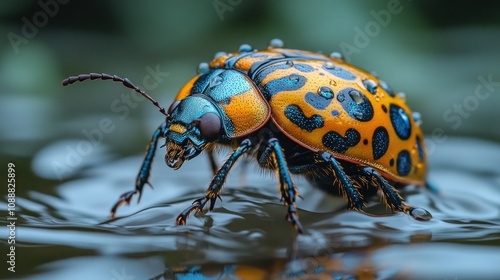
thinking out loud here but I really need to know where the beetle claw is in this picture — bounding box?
[176,196,210,225]
[110,190,140,218]
[285,204,304,234]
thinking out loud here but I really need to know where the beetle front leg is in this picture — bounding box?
[176,139,253,225]
[259,138,304,233]
[110,123,165,217]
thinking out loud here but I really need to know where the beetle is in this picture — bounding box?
[62,39,431,233]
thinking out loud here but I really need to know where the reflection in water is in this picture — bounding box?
[1,137,499,279]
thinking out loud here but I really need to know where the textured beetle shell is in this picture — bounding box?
[176,47,426,185]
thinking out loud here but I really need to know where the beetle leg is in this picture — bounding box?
[176,139,253,225]
[110,123,166,218]
[318,152,365,210]
[361,167,432,220]
[259,138,304,234]
[361,167,404,212]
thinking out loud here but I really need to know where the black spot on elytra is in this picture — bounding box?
[389,158,394,166]
[396,150,412,176]
[323,65,356,80]
[390,104,412,140]
[254,62,314,83]
[372,126,389,160]
[259,74,307,99]
[285,104,324,132]
[322,128,361,154]
[305,92,332,110]
[336,88,374,122]
[294,63,315,72]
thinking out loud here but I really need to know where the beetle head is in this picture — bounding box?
[163,95,223,169]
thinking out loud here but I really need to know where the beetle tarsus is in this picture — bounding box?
[286,204,304,234]
[176,197,208,225]
[110,190,139,218]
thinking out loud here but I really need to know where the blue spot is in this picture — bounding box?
[372,126,389,160]
[294,63,315,72]
[323,65,356,80]
[336,87,374,122]
[259,74,307,99]
[204,70,252,102]
[191,69,225,94]
[322,128,361,153]
[305,92,332,110]
[285,104,324,132]
[390,104,412,140]
[397,150,412,176]
[252,60,314,81]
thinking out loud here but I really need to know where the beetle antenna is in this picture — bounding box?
[62,73,168,117]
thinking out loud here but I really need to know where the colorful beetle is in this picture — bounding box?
[62,39,431,233]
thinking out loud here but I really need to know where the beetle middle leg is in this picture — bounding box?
[110,123,165,217]
[258,137,304,233]
[176,139,253,225]
[318,152,365,211]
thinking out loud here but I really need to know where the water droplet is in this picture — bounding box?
[397,91,406,100]
[412,112,422,126]
[349,90,364,104]
[375,96,381,102]
[337,92,345,102]
[286,60,294,67]
[329,52,344,60]
[329,80,337,87]
[269,38,284,48]
[324,62,335,69]
[214,51,227,60]
[379,80,394,96]
[318,86,334,99]
[239,44,253,52]
[353,110,364,119]
[197,62,209,74]
[331,110,339,117]
[362,79,378,94]
[209,75,223,88]
[288,74,300,83]
[410,207,432,221]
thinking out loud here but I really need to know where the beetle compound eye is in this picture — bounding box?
[198,112,221,141]
[168,101,181,114]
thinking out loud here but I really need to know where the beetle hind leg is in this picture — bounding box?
[361,167,432,221]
